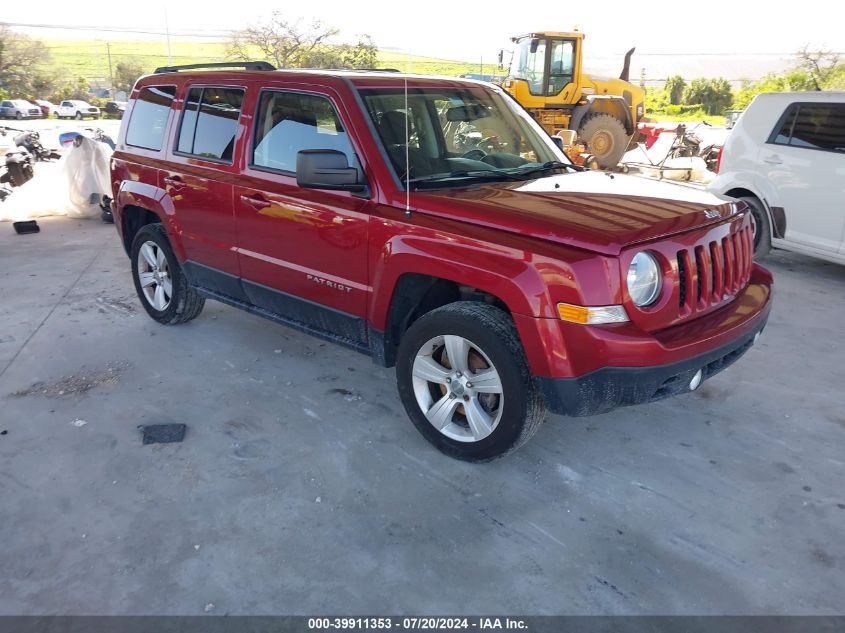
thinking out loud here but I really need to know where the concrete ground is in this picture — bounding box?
[0,217,843,615]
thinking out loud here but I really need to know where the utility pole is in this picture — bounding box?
[106,42,114,99]
[165,9,172,65]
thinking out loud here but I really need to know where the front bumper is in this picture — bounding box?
[536,314,767,416]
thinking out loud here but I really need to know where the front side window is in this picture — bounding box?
[176,86,244,162]
[771,103,845,153]
[510,38,547,96]
[252,91,354,173]
[359,85,565,188]
[125,86,176,151]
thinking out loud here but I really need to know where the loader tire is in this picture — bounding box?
[578,113,629,169]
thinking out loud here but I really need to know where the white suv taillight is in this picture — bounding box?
[715,145,724,173]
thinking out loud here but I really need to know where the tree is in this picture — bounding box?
[227,14,377,70]
[795,45,840,90]
[52,76,92,102]
[732,48,844,110]
[227,14,339,68]
[0,26,52,98]
[301,36,377,70]
[114,60,145,95]
[683,77,733,115]
[665,75,686,105]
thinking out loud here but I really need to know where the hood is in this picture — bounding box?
[412,171,740,256]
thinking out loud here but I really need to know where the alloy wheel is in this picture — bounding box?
[136,241,172,311]
[411,334,504,442]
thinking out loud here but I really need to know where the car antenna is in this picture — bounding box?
[404,65,411,219]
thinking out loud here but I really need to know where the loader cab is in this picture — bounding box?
[505,32,584,107]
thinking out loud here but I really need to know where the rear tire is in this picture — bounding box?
[396,302,546,461]
[578,113,630,169]
[740,196,771,258]
[130,224,204,324]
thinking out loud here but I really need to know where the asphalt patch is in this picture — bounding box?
[140,423,186,445]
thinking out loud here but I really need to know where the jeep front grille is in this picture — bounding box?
[677,224,753,315]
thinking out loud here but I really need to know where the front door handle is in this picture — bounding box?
[763,154,782,165]
[163,175,186,190]
[240,193,272,210]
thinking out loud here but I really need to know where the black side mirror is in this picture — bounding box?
[550,136,563,151]
[296,149,366,193]
[497,50,504,66]
[529,38,540,54]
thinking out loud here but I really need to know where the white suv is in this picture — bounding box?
[710,92,845,264]
[56,100,101,120]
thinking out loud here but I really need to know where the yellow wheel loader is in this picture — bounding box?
[501,32,645,168]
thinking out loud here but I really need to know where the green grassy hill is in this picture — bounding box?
[38,39,501,82]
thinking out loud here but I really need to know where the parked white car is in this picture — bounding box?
[56,100,101,120]
[710,91,845,264]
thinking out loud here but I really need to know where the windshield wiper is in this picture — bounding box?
[512,160,584,178]
[408,170,526,188]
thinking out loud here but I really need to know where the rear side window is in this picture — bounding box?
[176,86,244,162]
[252,91,354,173]
[125,86,176,151]
[770,103,845,153]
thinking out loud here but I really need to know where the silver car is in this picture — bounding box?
[0,99,42,120]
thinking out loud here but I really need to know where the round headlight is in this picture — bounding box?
[627,251,661,307]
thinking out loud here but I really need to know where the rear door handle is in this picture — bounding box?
[763,154,782,165]
[240,193,272,210]
[163,176,186,190]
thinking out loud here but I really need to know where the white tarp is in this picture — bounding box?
[0,136,112,222]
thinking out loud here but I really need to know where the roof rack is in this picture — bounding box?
[154,61,276,74]
[277,67,401,73]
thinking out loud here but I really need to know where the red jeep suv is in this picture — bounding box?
[111,62,772,461]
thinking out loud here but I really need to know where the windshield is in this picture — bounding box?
[510,39,547,96]
[359,85,568,189]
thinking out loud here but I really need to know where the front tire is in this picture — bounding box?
[130,224,204,324]
[396,302,546,461]
[578,113,630,169]
[740,196,771,258]
[75,111,83,120]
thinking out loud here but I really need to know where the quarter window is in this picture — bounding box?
[125,86,176,151]
[772,106,797,144]
[252,91,354,173]
[176,86,244,162]
[770,103,845,153]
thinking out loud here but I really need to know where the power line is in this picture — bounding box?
[6,22,843,57]
[1,21,233,38]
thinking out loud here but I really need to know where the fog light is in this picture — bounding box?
[689,369,704,391]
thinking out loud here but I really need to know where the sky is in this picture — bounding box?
[4,0,844,65]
